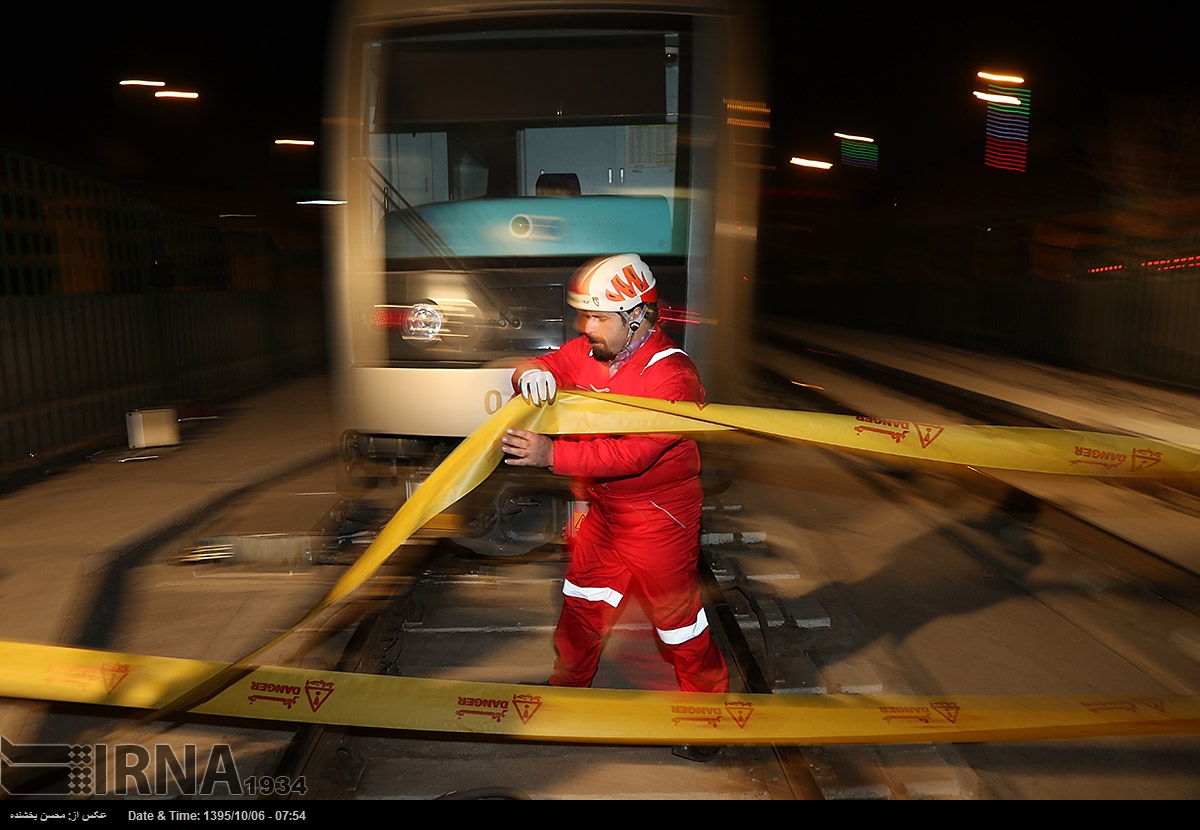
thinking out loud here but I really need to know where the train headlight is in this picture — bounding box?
[509,214,533,238]
[402,301,443,342]
[372,301,444,343]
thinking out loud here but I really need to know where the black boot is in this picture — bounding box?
[672,744,721,762]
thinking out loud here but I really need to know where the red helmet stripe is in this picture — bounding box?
[605,264,650,302]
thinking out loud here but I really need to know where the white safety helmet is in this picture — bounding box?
[567,254,657,313]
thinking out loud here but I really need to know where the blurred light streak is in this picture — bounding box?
[984,136,1028,171]
[297,199,347,205]
[275,139,316,146]
[836,132,878,169]
[1145,255,1200,271]
[790,157,832,169]
[659,305,711,326]
[982,83,1030,172]
[841,144,878,169]
[724,98,770,114]
[725,98,770,129]
[973,90,1021,105]
[119,79,166,87]
[978,71,1025,84]
[155,90,199,99]
[727,117,770,128]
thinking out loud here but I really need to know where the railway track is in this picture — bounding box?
[263,527,811,800]
[140,360,1200,802]
[752,330,1200,644]
[259,334,1200,798]
[7,336,1200,800]
[262,333,1200,801]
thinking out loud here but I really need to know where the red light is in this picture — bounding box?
[1140,253,1200,271]
[372,306,408,330]
[659,304,705,327]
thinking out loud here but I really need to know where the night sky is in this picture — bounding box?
[2,2,1195,237]
[1,2,334,239]
[769,5,1197,186]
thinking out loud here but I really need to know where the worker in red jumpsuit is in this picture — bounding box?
[501,254,728,761]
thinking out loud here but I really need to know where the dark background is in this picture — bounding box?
[1,2,1195,241]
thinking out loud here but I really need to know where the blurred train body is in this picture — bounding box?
[324,0,767,553]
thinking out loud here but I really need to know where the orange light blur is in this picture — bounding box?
[727,117,770,129]
[119,79,166,87]
[154,90,199,100]
[790,157,832,170]
[724,98,770,114]
[977,71,1025,85]
[274,139,316,146]
[973,90,1021,106]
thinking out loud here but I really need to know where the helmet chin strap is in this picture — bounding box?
[620,306,647,351]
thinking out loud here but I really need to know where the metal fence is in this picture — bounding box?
[0,149,326,476]
[764,220,1200,394]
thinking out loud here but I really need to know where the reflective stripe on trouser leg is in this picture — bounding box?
[656,606,709,645]
[549,589,623,688]
[655,606,729,694]
[562,578,624,608]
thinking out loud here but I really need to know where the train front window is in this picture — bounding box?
[361,25,689,262]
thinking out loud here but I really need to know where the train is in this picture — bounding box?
[323,0,768,554]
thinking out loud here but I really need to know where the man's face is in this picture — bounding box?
[575,309,629,361]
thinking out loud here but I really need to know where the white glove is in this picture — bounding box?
[518,369,557,406]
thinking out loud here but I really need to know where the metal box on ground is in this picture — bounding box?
[126,408,180,448]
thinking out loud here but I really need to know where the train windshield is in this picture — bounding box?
[328,2,758,506]
[346,18,700,365]
[359,24,690,263]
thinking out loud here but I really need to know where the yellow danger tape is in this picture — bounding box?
[550,392,1200,478]
[3,641,1198,745]
[9,392,1200,743]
